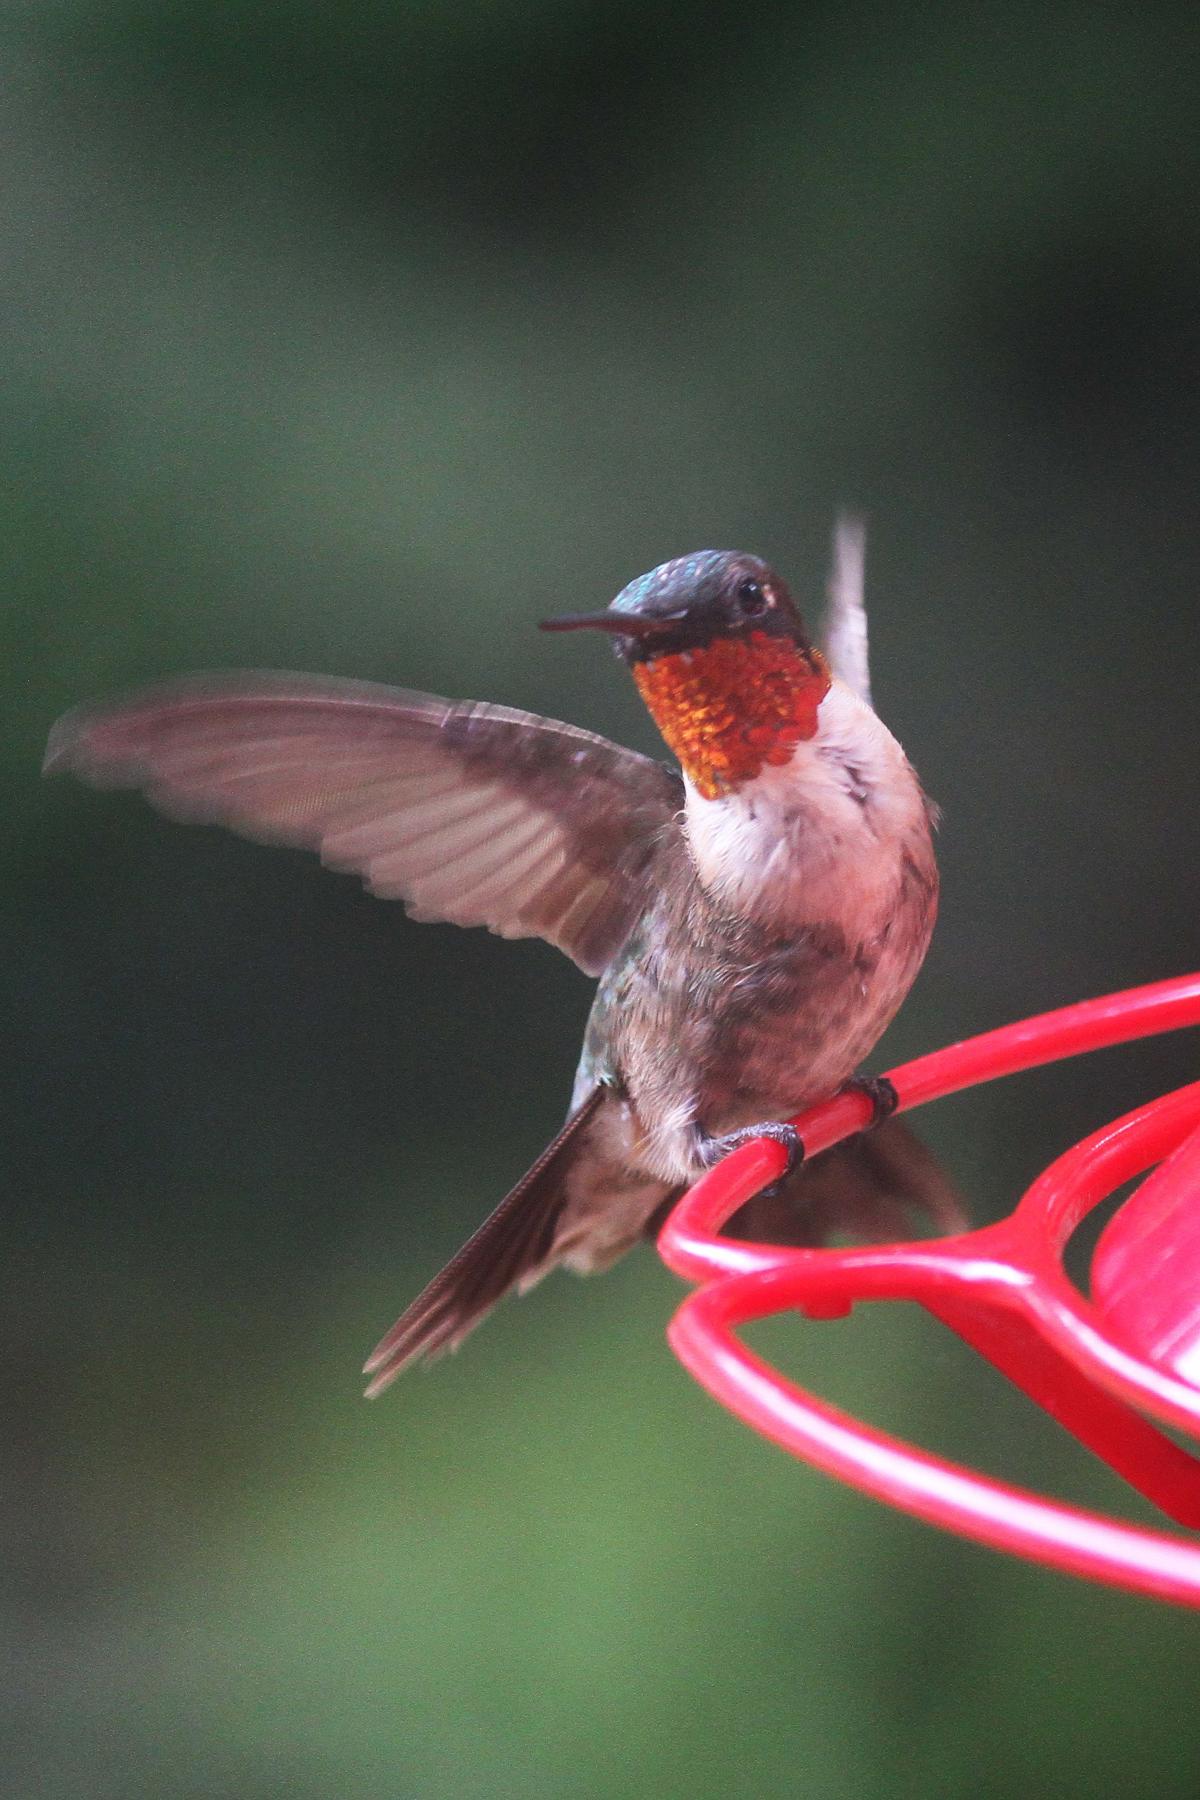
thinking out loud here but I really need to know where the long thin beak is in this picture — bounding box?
[538,607,682,638]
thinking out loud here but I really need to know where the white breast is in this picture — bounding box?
[683,679,930,937]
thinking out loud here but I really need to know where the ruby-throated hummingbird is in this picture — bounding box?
[45,521,956,1393]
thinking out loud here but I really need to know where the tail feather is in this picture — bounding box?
[363,1085,606,1395]
[724,1115,966,1247]
[642,1116,964,1249]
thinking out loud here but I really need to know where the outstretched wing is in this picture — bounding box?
[44,672,683,976]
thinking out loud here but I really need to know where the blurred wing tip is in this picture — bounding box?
[42,710,80,776]
[42,670,409,773]
[41,675,240,778]
[833,508,867,545]
[42,704,128,783]
[822,510,872,704]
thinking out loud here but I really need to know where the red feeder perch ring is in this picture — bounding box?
[656,973,1200,1606]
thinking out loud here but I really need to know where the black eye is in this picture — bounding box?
[736,577,769,617]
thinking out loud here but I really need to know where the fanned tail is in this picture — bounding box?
[724,1115,966,1247]
[363,1085,606,1396]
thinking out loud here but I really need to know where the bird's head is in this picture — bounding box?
[541,550,831,799]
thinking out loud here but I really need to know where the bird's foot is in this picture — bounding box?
[839,1074,899,1127]
[701,1120,806,1183]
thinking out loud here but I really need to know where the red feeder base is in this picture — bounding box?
[657,973,1200,1606]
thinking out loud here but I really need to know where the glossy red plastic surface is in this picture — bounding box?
[656,973,1200,1604]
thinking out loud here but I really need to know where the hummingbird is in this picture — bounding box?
[45,521,954,1395]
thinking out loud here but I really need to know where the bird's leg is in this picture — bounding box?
[695,1080,896,1205]
[838,1074,899,1126]
[697,1120,806,1179]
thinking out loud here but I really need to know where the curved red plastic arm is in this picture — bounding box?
[657,973,1200,1606]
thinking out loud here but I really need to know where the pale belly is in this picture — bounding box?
[574,881,931,1189]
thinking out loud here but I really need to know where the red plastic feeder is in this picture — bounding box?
[657,973,1200,1605]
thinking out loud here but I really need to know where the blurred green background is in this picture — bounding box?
[8,2,1200,1795]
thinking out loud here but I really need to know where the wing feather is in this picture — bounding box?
[821,512,872,705]
[44,671,682,976]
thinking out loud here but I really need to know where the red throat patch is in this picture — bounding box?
[633,631,832,800]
